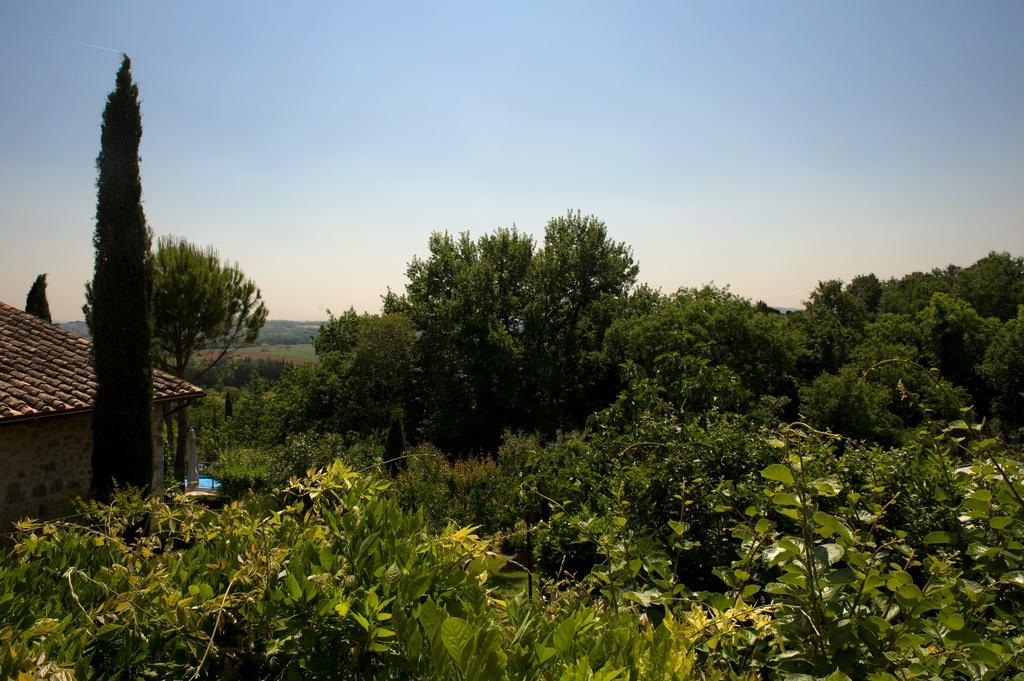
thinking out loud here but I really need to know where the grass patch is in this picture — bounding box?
[489,569,529,602]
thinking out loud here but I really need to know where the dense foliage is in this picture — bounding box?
[2,412,1022,678]
[197,218,1024,462]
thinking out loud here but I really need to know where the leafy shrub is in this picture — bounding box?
[394,445,518,535]
[535,513,602,580]
[1,465,759,680]
[798,366,901,443]
[711,423,1024,677]
[209,432,382,497]
[206,445,279,496]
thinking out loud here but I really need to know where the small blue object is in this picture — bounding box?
[184,476,221,490]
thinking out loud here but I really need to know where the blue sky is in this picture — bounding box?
[1,1,1022,320]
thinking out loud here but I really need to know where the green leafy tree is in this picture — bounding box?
[334,312,416,433]
[404,227,535,450]
[312,307,363,357]
[981,306,1024,436]
[798,365,901,443]
[523,211,638,432]
[953,251,1024,321]
[385,410,406,472]
[792,279,867,378]
[88,55,153,498]
[24,273,52,323]
[604,286,801,408]
[845,273,882,316]
[919,292,999,409]
[878,265,958,315]
[269,311,416,441]
[151,235,267,483]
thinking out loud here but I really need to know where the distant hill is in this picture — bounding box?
[58,319,324,345]
[58,321,91,338]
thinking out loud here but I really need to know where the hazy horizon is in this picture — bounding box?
[2,1,1023,321]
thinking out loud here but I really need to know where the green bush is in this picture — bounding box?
[535,513,601,579]
[1,465,761,680]
[710,423,1024,677]
[206,445,278,496]
[798,366,901,443]
[3,418,1023,679]
[209,432,382,497]
[393,445,518,536]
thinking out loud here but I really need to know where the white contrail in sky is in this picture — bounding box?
[69,40,123,55]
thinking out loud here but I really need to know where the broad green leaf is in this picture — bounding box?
[441,617,474,661]
[761,464,794,485]
[285,572,302,601]
[553,616,576,653]
[894,633,928,649]
[896,584,922,602]
[989,516,1013,530]
[969,643,1003,666]
[740,583,761,599]
[1003,571,1024,587]
[886,571,912,591]
[812,512,852,541]
[815,543,845,566]
[939,612,965,630]
[923,531,954,544]
[352,612,370,630]
[822,671,852,681]
[772,492,800,507]
[418,599,444,641]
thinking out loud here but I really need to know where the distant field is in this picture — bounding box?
[197,343,317,364]
[231,343,317,363]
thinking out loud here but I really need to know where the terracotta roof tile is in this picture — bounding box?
[0,301,204,423]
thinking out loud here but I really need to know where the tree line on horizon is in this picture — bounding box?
[204,211,1024,458]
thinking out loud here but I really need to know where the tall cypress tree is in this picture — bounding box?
[90,55,153,497]
[25,273,52,322]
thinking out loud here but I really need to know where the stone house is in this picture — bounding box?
[0,301,204,529]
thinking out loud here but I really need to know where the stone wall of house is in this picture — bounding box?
[0,413,93,530]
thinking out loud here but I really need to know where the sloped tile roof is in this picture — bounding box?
[0,301,204,424]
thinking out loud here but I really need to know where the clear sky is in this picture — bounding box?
[1,1,1022,321]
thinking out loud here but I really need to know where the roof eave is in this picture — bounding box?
[0,390,206,427]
